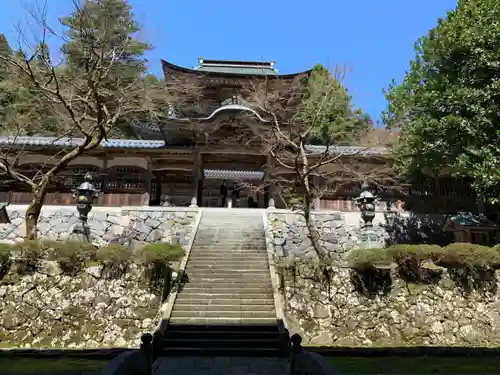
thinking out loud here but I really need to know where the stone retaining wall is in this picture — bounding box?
[0,206,199,247]
[266,211,500,347]
[0,263,162,349]
[266,210,447,258]
[0,206,200,349]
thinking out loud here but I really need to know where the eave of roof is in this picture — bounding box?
[0,136,166,149]
[0,136,387,156]
[161,59,312,79]
[448,212,498,228]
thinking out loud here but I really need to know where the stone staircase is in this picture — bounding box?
[163,209,285,357]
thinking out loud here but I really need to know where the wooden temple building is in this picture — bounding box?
[0,58,484,213]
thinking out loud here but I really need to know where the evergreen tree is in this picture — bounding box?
[61,0,151,126]
[300,64,372,145]
[384,0,500,201]
[0,34,12,80]
[0,1,160,238]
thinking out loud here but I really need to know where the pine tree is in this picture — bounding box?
[61,0,150,94]
[0,1,161,238]
[0,34,12,80]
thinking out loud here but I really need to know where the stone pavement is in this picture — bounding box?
[152,356,290,375]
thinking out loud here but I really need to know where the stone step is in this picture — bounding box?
[180,286,272,294]
[165,330,278,340]
[168,316,278,325]
[172,304,275,313]
[189,255,268,259]
[160,346,283,357]
[166,323,279,331]
[173,297,275,305]
[185,268,269,275]
[193,240,265,245]
[198,224,263,227]
[200,215,262,217]
[196,227,263,231]
[189,252,267,258]
[170,310,276,319]
[186,264,270,274]
[192,243,266,248]
[184,276,271,284]
[189,257,267,262]
[187,262,269,268]
[192,241,266,246]
[184,269,271,276]
[191,247,267,252]
[198,223,262,225]
[164,337,281,348]
[190,249,267,254]
[183,281,272,289]
[194,240,265,244]
[178,290,274,299]
[187,258,269,265]
[185,271,270,278]
[198,221,263,225]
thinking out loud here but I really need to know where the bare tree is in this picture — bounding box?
[0,1,163,239]
[245,65,398,258]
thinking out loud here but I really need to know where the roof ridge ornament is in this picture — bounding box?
[221,96,241,106]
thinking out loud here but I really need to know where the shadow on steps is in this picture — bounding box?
[159,319,290,357]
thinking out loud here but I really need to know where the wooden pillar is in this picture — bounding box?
[142,157,153,206]
[193,152,203,205]
[266,152,276,206]
[98,156,109,206]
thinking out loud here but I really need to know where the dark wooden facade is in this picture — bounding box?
[0,164,149,206]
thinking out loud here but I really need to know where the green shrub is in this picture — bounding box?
[435,243,500,269]
[95,244,133,278]
[386,244,442,263]
[96,244,133,266]
[346,248,393,270]
[10,240,47,273]
[138,243,185,264]
[46,241,97,275]
[348,243,500,271]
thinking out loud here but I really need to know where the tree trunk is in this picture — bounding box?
[24,188,47,241]
[299,142,324,259]
[303,192,323,258]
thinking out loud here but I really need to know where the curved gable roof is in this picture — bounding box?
[161,59,312,79]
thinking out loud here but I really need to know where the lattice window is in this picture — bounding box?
[57,165,102,190]
[105,166,147,191]
[0,172,11,190]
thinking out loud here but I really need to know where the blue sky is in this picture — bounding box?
[1,0,457,122]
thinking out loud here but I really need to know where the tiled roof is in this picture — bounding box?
[0,136,165,149]
[195,58,278,76]
[161,59,311,79]
[449,212,498,227]
[305,145,387,156]
[204,169,264,180]
[0,136,388,156]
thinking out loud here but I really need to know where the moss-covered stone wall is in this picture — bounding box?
[266,211,500,347]
[0,262,162,349]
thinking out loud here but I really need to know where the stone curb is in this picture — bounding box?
[261,210,286,324]
[156,208,204,332]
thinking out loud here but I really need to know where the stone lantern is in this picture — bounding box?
[355,181,377,228]
[70,172,99,241]
[354,181,381,249]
